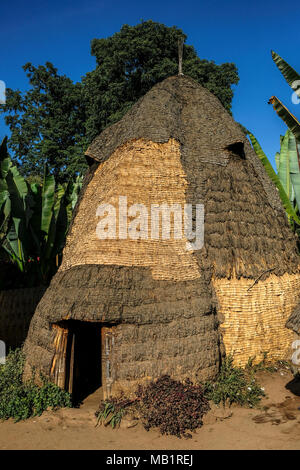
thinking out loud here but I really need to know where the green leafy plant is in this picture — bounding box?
[95,362,266,438]
[248,131,300,228]
[203,356,265,408]
[0,138,82,287]
[0,349,71,422]
[249,52,300,229]
[135,375,210,439]
[0,21,239,181]
[246,353,294,375]
[95,396,133,429]
[246,352,277,373]
[269,51,300,140]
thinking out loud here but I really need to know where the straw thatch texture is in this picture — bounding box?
[86,75,284,214]
[82,75,300,281]
[23,75,300,394]
[213,273,299,365]
[24,264,221,388]
[61,138,200,281]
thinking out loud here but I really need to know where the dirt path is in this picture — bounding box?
[0,369,300,450]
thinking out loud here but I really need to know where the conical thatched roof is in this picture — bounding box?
[23,75,300,396]
[68,75,300,280]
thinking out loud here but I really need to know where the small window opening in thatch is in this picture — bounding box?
[226,141,245,159]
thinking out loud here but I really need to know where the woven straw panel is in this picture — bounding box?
[213,272,300,365]
[60,138,200,281]
[0,287,45,349]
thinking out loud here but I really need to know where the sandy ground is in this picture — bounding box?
[0,368,300,450]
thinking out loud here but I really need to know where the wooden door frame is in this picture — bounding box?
[51,321,117,400]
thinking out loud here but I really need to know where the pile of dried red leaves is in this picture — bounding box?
[135,375,210,438]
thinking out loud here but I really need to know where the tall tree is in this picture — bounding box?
[1,21,239,181]
[83,20,239,142]
[1,63,87,183]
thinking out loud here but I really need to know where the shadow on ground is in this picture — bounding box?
[285,375,300,397]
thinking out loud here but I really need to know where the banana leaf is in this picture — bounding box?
[0,138,12,179]
[271,51,300,90]
[43,184,67,263]
[0,141,83,284]
[275,151,280,172]
[248,132,300,224]
[29,182,42,235]
[53,184,66,219]
[10,166,28,201]
[3,165,36,265]
[0,178,10,220]
[3,218,25,271]
[269,96,300,141]
[288,132,300,209]
[52,189,69,258]
[276,130,299,204]
[41,166,55,237]
[278,131,291,198]
[0,139,12,235]
[70,175,83,210]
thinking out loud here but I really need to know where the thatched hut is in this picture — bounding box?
[24,75,300,401]
[286,305,300,338]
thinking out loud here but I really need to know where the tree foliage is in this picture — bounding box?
[269,51,300,141]
[1,63,87,183]
[248,131,300,228]
[1,20,239,181]
[0,138,82,288]
[84,20,239,142]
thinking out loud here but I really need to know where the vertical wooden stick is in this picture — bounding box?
[178,38,184,76]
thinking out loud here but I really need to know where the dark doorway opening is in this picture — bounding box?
[51,320,117,405]
[64,320,102,404]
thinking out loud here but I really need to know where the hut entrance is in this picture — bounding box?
[51,320,116,404]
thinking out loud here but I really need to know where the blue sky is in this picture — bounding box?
[0,0,299,167]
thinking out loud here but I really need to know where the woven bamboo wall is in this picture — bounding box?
[61,138,200,281]
[0,287,46,349]
[213,273,300,365]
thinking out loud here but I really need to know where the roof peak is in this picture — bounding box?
[85,73,239,163]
